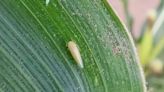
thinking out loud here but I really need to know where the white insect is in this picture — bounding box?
[68,41,84,68]
[46,0,50,6]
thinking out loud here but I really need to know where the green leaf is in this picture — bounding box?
[0,0,145,92]
[139,30,153,65]
[152,0,164,60]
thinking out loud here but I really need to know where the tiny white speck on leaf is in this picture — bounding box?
[46,0,50,6]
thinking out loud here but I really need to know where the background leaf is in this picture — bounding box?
[152,0,164,60]
[146,1,164,92]
[0,0,145,92]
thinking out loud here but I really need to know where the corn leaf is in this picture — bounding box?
[0,0,145,92]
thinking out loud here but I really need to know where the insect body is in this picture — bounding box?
[68,41,84,68]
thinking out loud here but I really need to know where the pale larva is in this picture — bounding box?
[68,41,84,68]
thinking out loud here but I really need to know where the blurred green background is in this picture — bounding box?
[108,0,164,92]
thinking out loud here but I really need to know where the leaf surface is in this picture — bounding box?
[0,0,145,92]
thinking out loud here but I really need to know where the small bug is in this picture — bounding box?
[68,41,84,68]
